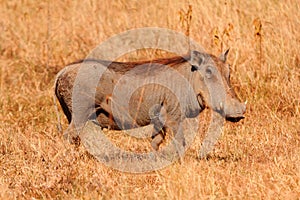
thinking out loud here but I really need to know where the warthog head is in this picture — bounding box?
[189,49,246,122]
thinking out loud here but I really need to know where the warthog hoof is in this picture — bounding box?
[151,134,164,150]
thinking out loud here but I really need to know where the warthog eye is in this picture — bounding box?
[205,67,213,78]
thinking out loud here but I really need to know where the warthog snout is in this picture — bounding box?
[221,98,246,122]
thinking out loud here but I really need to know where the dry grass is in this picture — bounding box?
[1,0,300,199]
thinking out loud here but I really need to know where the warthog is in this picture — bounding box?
[55,50,246,153]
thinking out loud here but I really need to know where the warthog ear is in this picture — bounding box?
[190,50,204,71]
[190,51,204,63]
[219,48,230,62]
[190,50,197,63]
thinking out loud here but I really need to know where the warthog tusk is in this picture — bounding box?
[219,102,224,110]
[244,100,248,105]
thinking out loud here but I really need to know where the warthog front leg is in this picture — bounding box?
[151,127,167,150]
[149,103,186,154]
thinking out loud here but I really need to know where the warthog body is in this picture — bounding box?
[55,50,246,151]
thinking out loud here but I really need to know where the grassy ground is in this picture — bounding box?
[1,0,299,199]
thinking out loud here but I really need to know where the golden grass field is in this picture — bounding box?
[1,0,300,199]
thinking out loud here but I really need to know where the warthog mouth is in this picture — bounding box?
[225,116,245,123]
[197,93,206,111]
